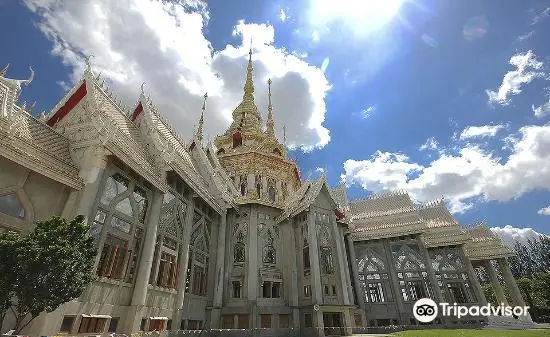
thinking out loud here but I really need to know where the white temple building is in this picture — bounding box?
[0,54,532,336]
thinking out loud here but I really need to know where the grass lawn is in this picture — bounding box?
[391,329,550,337]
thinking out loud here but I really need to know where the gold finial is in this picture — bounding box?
[196,92,208,143]
[243,47,254,99]
[283,124,287,145]
[0,63,9,77]
[266,78,275,137]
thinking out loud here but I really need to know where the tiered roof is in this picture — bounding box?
[418,199,468,247]
[464,223,514,260]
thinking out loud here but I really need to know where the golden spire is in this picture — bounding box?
[243,48,254,100]
[196,92,208,143]
[283,124,287,145]
[266,78,275,137]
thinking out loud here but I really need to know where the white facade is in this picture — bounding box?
[0,58,530,336]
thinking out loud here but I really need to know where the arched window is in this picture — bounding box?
[357,248,387,303]
[0,193,25,218]
[431,248,474,303]
[232,132,243,148]
[392,243,431,302]
[188,216,210,296]
[94,171,150,282]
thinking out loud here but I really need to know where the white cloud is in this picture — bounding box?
[486,50,544,106]
[279,8,288,22]
[315,167,325,173]
[419,137,438,151]
[361,106,376,119]
[532,7,550,25]
[342,123,550,213]
[532,99,550,118]
[490,225,545,246]
[459,124,505,140]
[24,0,331,151]
[538,206,550,216]
[320,57,330,73]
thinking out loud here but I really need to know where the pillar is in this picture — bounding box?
[307,208,324,336]
[484,259,508,306]
[210,210,228,328]
[75,146,108,223]
[127,190,163,331]
[498,258,533,322]
[461,247,487,306]
[330,213,350,305]
[383,240,406,324]
[173,197,195,328]
[247,206,259,328]
[288,220,300,328]
[418,238,448,325]
[346,235,364,310]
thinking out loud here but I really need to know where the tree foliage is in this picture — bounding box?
[0,216,97,333]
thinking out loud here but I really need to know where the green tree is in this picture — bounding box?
[0,232,25,329]
[5,216,97,333]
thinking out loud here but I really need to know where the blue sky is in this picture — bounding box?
[1,0,550,242]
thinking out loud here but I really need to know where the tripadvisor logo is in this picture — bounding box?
[413,298,530,323]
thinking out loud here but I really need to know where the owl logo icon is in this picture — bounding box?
[413,298,438,323]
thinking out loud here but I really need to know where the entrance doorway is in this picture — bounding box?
[323,312,343,336]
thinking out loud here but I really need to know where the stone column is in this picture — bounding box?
[339,229,354,306]
[288,220,300,328]
[247,206,259,328]
[498,257,532,322]
[418,238,447,325]
[127,189,163,331]
[173,197,195,328]
[484,259,508,306]
[460,247,487,306]
[346,235,364,310]
[75,147,108,223]
[330,214,350,305]
[307,208,324,336]
[210,209,228,328]
[383,240,406,324]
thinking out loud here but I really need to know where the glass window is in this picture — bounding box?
[110,216,132,233]
[97,235,128,279]
[232,281,241,298]
[157,252,177,288]
[0,193,24,218]
[101,174,129,206]
[263,231,276,264]
[115,197,133,217]
[78,317,107,333]
[320,247,334,274]
[60,316,75,333]
[89,210,106,243]
[261,314,271,328]
[279,314,290,328]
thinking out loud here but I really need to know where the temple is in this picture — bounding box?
[0,54,532,336]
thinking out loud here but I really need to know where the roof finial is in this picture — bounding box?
[243,45,254,99]
[24,66,34,86]
[85,55,94,72]
[0,63,9,77]
[266,78,275,137]
[196,92,208,143]
[140,82,146,96]
[283,124,287,145]
[29,101,37,114]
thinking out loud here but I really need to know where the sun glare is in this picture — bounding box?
[310,0,405,35]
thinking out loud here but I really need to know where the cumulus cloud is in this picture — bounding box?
[538,206,550,216]
[486,50,544,106]
[24,0,331,151]
[490,225,546,246]
[342,123,550,213]
[532,99,550,118]
[459,124,505,140]
[419,137,438,151]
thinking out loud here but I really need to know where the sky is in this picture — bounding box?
[1,0,549,245]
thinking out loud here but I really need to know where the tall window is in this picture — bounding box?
[233,132,242,148]
[255,175,262,199]
[0,193,25,218]
[97,234,128,279]
[240,175,247,196]
[187,212,210,296]
[357,248,388,303]
[157,252,177,288]
[392,243,431,302]
[94,170,150,282]
[302,223,310,274]
[431,247,476,303]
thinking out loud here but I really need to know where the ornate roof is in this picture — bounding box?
[418,200,468,247]
[463,224,514,260]
[0,68,81,189]
[348,190,414,219]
